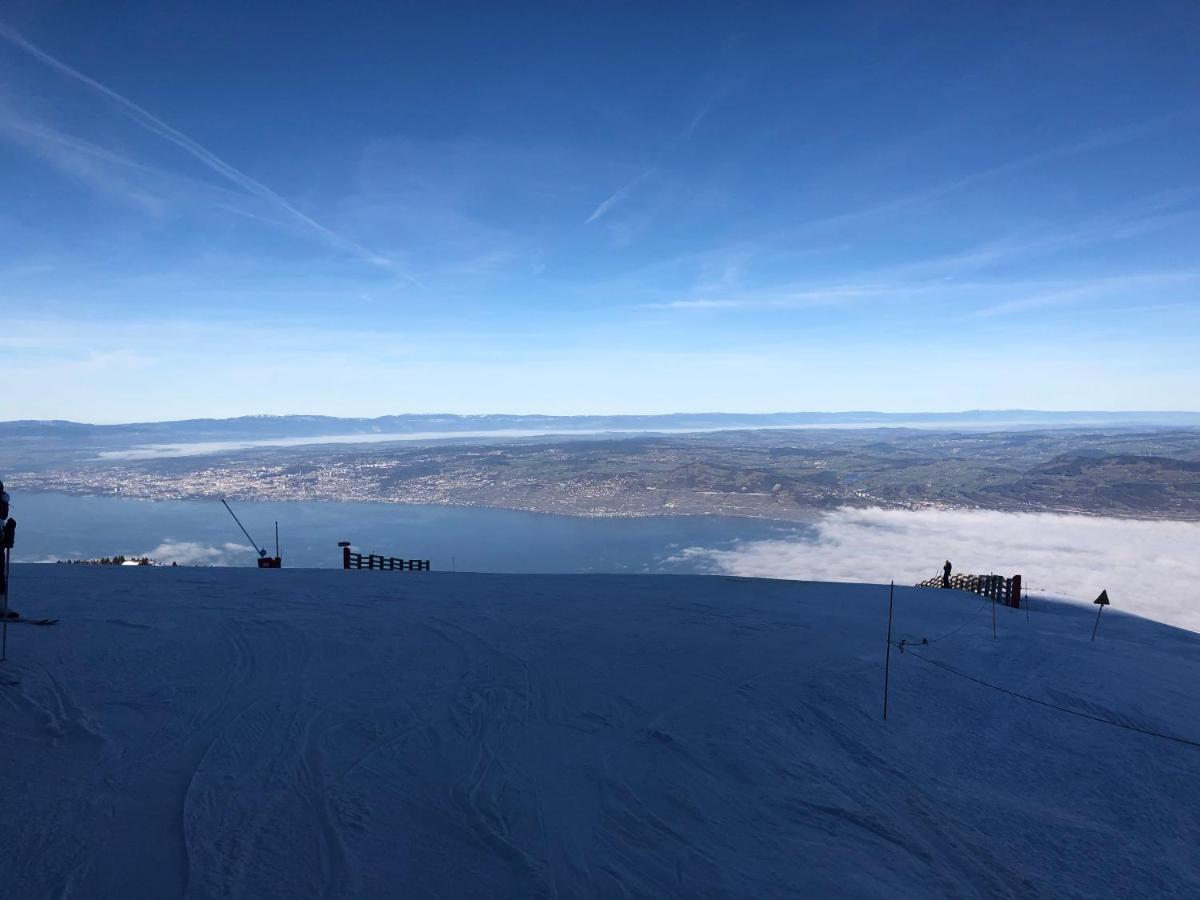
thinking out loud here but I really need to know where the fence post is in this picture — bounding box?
[992,574,997,639]
[334,546,431,574]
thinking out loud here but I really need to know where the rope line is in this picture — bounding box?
[898,647,1200,750]
[914,592,992,645]
[1024,586,1090,598]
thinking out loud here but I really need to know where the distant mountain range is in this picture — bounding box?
[3,409,1200,444]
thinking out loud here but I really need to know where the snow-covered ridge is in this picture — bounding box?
[1,567,1197,897]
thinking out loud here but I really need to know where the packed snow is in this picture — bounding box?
[1,566,1197,898]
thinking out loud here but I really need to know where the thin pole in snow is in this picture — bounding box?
[883,580,894,720]
[1091,590,1110,642]
[992,575,997,640]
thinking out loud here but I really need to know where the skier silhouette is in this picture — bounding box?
[1,479,13,615]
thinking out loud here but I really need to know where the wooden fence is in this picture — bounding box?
[916,571,1022,608]
[341,544,430,572]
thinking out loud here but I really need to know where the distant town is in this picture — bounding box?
[5,421,1200,522]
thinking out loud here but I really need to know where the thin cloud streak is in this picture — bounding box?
[585,166,657,223]
[976,272,1199,317]
[0,19,403,275]
[620,185,1198,315]
[645,283,922,309]
[3,112,304,234]
[649,270,1198,314]
[0,107,277,224]
[648,187,1200,314]
[585,83,735,224]
[766,106,1200,243]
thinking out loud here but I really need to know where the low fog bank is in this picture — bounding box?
[140,540,256,566]
[674,507,1200,633]
[33,540,255,566]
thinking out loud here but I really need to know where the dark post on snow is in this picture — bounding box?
[1091,589,1110,641]
[991,574,997,639]
[882,581,895,720]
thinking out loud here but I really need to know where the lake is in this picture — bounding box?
[9,493,1199,632]
[8,493,811,573]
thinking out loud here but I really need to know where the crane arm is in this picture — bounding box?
[220,498,267,557]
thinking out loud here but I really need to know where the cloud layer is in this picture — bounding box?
[673,507,1200,633]
[141,540,256,567]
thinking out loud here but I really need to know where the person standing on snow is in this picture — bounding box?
[0,479,13,614]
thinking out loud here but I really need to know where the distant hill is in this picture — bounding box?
[3,409,1199,445]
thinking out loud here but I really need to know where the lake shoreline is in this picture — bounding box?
[11,485,1200,525]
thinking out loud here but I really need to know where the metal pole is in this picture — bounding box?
[1091,603,1104,641]
[883,581,894,720]
[221,498,257,548]
[991,575,997,639]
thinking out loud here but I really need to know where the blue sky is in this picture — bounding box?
[1,1,1198,422]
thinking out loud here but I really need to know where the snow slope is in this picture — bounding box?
[1,566,1197,898]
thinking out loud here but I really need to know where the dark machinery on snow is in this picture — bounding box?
[221,498,282,568]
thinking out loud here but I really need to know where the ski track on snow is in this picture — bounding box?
[1,567,1198,898]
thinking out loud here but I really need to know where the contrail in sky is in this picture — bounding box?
[0,19,404,275]
[585,83,732,224]
[585,167,656,223]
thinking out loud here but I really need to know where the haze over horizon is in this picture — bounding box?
[3,3,1198,421]
[5,407,1200,429]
